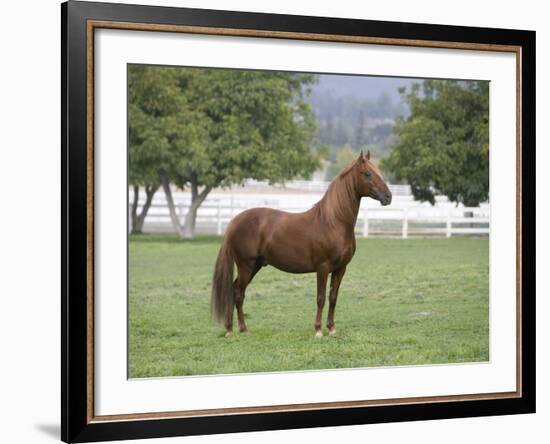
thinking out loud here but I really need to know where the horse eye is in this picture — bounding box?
[363,171,371,178]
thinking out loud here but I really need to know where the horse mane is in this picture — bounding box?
[315,160,361,227]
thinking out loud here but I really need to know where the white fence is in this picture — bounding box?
[131,188,490,238]
[243,179,413,195]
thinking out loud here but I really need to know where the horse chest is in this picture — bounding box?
[327,238,355,269]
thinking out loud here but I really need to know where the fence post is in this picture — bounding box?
[362,209,369,237]
[402,208,408,239]
[216,200,222,235]
[446,210,452,238]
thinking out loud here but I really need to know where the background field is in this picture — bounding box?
[128,236,488,378]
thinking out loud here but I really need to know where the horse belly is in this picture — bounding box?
[263,229,316,273]
[267,252,315,274]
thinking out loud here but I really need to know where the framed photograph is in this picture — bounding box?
[61,1,535,442]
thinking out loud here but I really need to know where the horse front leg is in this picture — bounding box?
[327,266,346,336]
[314,270,328,337]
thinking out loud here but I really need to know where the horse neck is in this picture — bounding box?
[317,173,360,229]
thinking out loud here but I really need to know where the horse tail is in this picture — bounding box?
[211,236,234,326]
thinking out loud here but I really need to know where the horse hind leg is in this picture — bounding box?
[233,279,247,333]
[234,259,262,333]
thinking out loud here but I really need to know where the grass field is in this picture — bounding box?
[128,235,489,378]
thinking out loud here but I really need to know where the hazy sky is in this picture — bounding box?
[312,74,417,103]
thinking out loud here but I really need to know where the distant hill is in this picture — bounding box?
[303,74,421,180]
[311,74,416,103]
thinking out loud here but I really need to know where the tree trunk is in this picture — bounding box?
[131,184,158,234]
[131,185,139,234]
[182,180,212,239]
[162,176,185,238]
[162,175,212,239]
[181,201,200,239]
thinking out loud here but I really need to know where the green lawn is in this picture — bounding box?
[128,235,489,378]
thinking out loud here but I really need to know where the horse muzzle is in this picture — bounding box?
[379,191,392,206]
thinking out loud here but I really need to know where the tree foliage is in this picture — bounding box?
[128,67,186,233]
[381,80,489,207]
[325,145,359,181]
[128,65,321,237]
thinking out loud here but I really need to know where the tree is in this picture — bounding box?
[354,109,367,148]
[129,66,321,238]
[128,66,185,233]
[325,145,358,181]
[381,80,489,207]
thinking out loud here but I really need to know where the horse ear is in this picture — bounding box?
[358,150,365,163]
[366,150,371,160]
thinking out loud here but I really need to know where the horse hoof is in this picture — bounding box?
[239,326,248,333]
[314,330,323,338]
[328,328,336,337]
[225,331,233,338]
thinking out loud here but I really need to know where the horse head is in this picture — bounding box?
[353,151,392,206]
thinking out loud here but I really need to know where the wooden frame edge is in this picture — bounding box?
[90,391,520,423]
[89,19,522,53]
[84,18,525,425]
[86,19,95,424]
[515,46,523,398]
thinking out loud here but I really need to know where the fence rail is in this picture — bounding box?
[130,198,490,238]
[243,179,412,195]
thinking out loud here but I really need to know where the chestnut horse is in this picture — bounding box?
[211,151,392,337]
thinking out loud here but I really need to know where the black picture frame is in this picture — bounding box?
[61,1,536,442]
